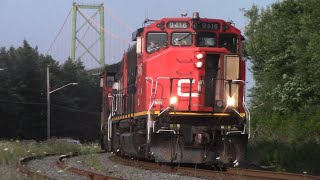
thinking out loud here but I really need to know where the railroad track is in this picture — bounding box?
[112,155,320,180]
[56,153,122,180]
[16,152,320,180]
[16,153,56,180]
[16,152,123,180]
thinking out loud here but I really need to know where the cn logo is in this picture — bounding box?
[177,79,204,97]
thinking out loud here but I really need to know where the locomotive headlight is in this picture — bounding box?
[195,61,203,68]
[196,53,204,60]
[170,96,178,105]
[227,97,235,107]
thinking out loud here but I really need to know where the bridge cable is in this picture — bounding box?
[46,8,72,55]
[104,5,134,32]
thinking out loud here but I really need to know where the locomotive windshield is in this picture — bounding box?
[171,32,192,46]
[146,32,168,53]
[219,34,238,53]
[196,32,216,47]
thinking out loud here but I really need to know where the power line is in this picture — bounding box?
[51,104,100,115]
[0,99,44,105]
[0,99,99,115]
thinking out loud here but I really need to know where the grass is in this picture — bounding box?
[0,139,101,165]
[85,153,106,173]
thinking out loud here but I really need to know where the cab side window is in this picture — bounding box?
[219,34,238,53]
[146,32,168,53]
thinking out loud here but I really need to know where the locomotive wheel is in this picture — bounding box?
[111,123,120,153]
[219,135,247,165]
[233,141,246,164]
[101,124,109,151]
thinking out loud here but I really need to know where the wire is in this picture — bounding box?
[0,99,99,115]
[0,99,45,105]
[51,104,100,115]
[104,5,134,32]
[46,8,72,55]
[76,5,130,44]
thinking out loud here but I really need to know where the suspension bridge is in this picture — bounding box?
[46,2,133,72]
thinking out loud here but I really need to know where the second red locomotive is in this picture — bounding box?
[101,12,250,166]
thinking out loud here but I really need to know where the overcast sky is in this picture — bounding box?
[0,0,279,98]
[0,0,278,53]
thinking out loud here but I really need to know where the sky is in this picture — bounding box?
[0,0,279,97]
[0,0,279,54]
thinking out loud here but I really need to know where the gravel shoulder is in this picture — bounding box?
[26,155,87,180]
[0,164,30,180]
[66,153,208,180]
[1,153,209,180]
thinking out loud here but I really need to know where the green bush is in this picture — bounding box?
[0,139,100,165]
[248,141,320,175]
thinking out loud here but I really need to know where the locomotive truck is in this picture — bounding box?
[101,12,250,166]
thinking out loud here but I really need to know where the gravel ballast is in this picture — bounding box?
[4,153,209,179]
[27,155,87,180]
[66,153,208,180]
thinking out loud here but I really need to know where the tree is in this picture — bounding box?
[51,59,101,140]
[244,2,320,174]
[0,41,101,140]
[243,0,320,142]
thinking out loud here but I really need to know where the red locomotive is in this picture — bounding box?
[101,12,250,166]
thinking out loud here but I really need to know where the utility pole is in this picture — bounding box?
[46,66,78,139]
[47,66,50,139]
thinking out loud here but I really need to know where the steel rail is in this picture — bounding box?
[178,167,320,180]
[16,154,57,180]
[17,152,320,180]
[56,152,123,180]
[112,155,320,180]
[17,152,122,180]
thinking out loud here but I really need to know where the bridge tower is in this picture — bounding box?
[71,2,105,68]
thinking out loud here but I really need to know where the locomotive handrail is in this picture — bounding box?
[146,77,171,113]
[114,94,118,114]
[156,129,176,134]
[229,79,251,139]
[107,113,112,142]
[145,77,155,144]
[106,95,114,143]
[112,85,135,117]
[147,77,195,113]
[158,106,171,117]
[145,77,154,112]
[154,77,171,110]
[154,77,170,100]
[155,77,194,111]
[244,100,251,139]
[226,131,243,135]
[147,77,192,139]
[107,95,115,116]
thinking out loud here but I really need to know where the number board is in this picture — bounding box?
[198,22,220,30]
[167,21,190,29]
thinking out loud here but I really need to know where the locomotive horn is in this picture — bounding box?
[192,12,200,20]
